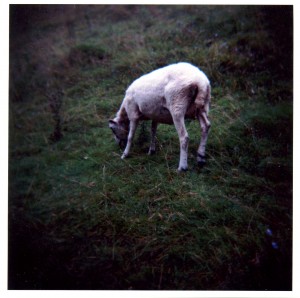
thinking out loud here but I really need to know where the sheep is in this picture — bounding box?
[109,62,211,171]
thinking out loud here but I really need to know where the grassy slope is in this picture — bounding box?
[9,5,292,290]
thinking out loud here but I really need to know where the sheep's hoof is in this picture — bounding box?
[177,166,188,172]
[197,154,206,168]
[148,149,156,155]
[121,153,127,159]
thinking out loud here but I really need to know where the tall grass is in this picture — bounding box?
[9,5,292,290]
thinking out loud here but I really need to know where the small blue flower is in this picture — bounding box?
[266,228,273,236]
[272,241,279,250]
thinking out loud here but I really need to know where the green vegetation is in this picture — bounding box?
[9,5,292,290]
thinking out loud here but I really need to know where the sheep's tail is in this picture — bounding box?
[193,83,211,114]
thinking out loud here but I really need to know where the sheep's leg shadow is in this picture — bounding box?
[148,121,158,155]
[197,111,211,167]
[121,119,139,159]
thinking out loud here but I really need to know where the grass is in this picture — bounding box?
[9,5,292,290]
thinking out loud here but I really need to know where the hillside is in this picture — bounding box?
[9,5,293,290]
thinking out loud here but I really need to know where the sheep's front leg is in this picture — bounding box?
[172,116,189,172]
[148,121,158,155]
[197,111,211,167]
[121,120,139,159]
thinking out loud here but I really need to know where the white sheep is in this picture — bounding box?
[109,62,211,171]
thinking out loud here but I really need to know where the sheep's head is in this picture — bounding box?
[109,119,128,148]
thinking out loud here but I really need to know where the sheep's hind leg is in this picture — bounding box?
[121,120,139,159]
[148,121,158,155]
[197,111,211,167]
[172,115,189,172]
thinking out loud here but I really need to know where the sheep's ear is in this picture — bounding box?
[109,119,117,128]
